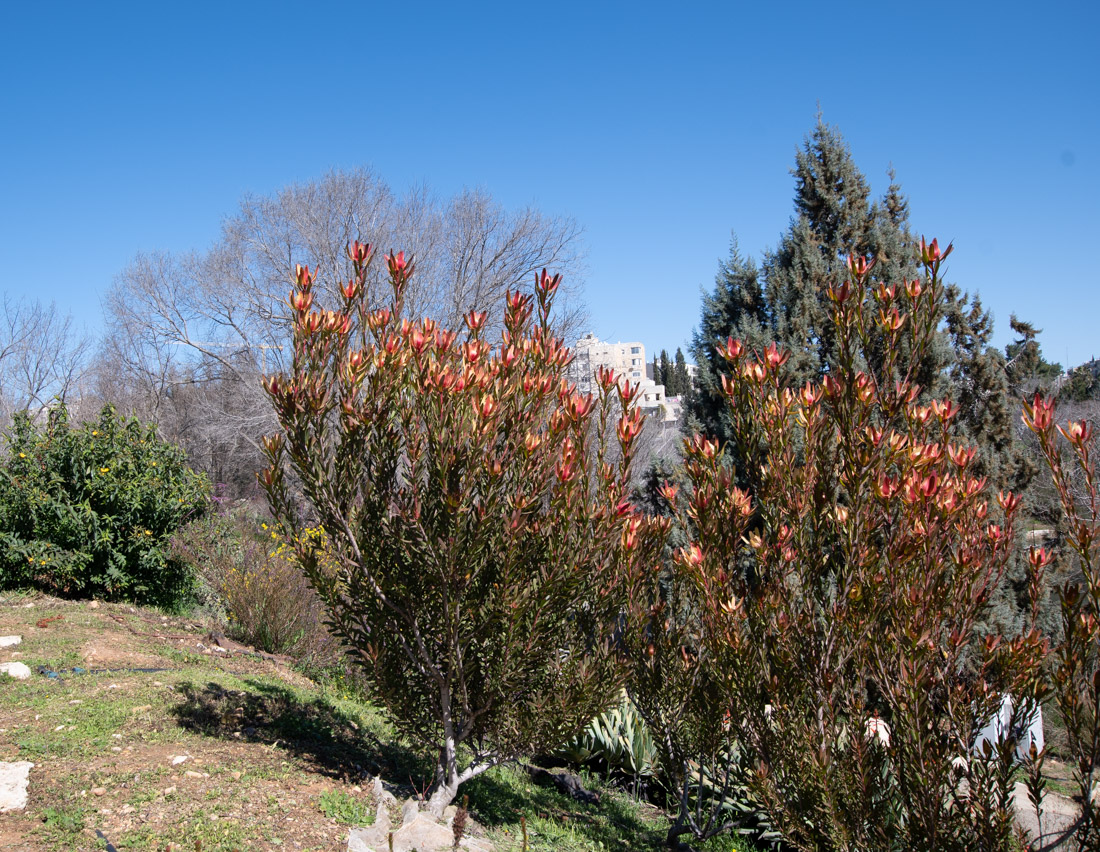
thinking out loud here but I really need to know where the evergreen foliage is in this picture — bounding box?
[688,118,1029,495]
[1005,315,1062,397]
[0,403,209,608]
[672,348,690,398]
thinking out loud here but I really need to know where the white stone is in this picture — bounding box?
[0,636,21,648]
[347,797,494,852]
[371,776,398,807]
[0,662,31,680]
[0,761,34,812]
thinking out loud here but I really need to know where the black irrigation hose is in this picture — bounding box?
[94,829,119,852]
[35,665,175,679]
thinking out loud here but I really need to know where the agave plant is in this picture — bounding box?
[558,690,658,791]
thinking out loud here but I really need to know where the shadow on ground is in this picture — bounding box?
[464,764,664,846]
[169,677,428,784]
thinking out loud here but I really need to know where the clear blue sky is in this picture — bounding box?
[2,1,1097,368]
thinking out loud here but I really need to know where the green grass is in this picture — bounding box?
[317,789,374,825]
[39,803,87,841]
[0,596,774,852]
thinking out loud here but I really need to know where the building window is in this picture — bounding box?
[631,346,640,354]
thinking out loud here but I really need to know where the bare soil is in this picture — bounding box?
[0,594,381,851]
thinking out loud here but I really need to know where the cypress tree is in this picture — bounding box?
[659,350,673,394]
[673,348,690,398]
[1005,315,1062,397]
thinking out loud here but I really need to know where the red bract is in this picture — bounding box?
[1023,392,1100,848]
[627,241,1047,851]
[260,244,657,818]
[346,240,373,265]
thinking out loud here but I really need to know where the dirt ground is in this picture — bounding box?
[0,595,380,851]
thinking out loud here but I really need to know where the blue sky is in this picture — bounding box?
[2,1,1097,368]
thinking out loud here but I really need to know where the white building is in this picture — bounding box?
[569,334,674,420]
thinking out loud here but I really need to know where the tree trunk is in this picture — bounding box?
[426,777,460,818]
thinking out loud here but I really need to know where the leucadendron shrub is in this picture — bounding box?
[635,241,1049,852]
[0,403,209,608]
[259,244,662,815]
[1023,395,1099,849]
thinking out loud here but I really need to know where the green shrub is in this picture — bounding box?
[0,403,209,608]
[170,502,342,661]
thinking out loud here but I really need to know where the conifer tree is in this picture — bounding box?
[688,118,1026,495]
[660,349,673,394]
[673,347,690,398]
[687,238,767,440]
[1005,315,1061,397]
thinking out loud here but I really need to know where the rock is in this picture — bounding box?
[528,766,600,804]
[0,636,21,648]
[162,786,177,796]
[91,787,106,796]
[347,798,494,852]
[184,771,205,779]
[170,755,189,765]
[371,776,398,807]
[0,761,34,812]
[230,770,242,780]
[89,601,100,609]
[0,662,31,680]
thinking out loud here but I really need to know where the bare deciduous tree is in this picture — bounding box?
[0,296,90,426]
[98,169,587,494]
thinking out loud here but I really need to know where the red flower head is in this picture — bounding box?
[295,264,316,290]
[827,281,852,303]
[846,254,873,279]
[346,240,373,265]
[718,337,744,361]
[464,310,487,332]
[387,250,408,273]
[536,268,562,297]
[919,236,953,265]
[1058,420,1094,445]
[1022,393,1056,433]
[763,342,790,371]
